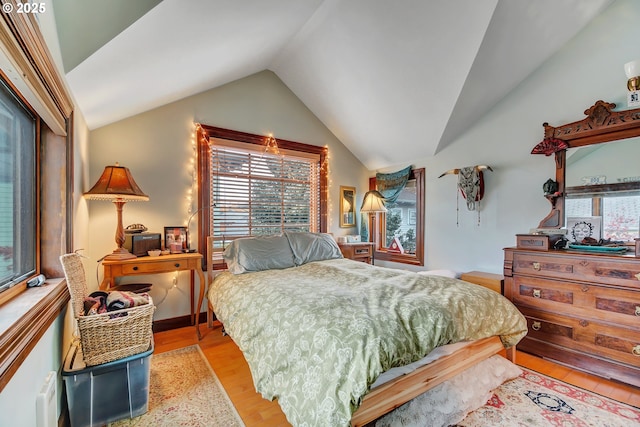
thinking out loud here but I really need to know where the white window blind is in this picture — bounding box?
[209,140,320,244]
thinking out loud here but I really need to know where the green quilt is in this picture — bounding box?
[209,259,527,427]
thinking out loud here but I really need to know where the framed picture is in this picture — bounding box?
[164,226,188,253]
[566,216,602,243]
[339,186,356,228]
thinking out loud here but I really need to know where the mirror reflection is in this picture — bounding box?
[565,138,640,241]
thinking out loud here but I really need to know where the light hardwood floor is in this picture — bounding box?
[154,323,640,427]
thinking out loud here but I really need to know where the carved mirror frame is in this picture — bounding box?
[535,100,640,229]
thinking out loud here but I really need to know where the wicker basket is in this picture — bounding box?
[60,253,155,366]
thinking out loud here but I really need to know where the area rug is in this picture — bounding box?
[456,369,640,427]
[110,345,244,427]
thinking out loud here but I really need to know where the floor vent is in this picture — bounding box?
[36,371,57,427]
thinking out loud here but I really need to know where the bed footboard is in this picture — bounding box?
[351,336,505,427]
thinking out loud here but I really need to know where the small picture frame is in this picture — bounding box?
[164,226,188,253]
[566,216,602,243]
[340,186,356,228]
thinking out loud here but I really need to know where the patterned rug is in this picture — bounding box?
[110,345,244,427]
[109,345,640,427]
[457,369,640,427]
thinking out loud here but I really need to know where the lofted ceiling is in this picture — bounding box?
[52,0,613,170]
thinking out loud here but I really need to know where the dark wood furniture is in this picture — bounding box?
[535,100,640,234]
[338,242,375,264]
[506,100,640,388]
[504,247,640,387]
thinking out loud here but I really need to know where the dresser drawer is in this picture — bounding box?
[519,306,640,367]
[512,252,640,289]
[511,275,640,328]
[120,258,193,274]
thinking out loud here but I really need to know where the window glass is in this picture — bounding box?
[371,168,424,266]
[383,181,416,254]
[565,198,592,217]
[566,195,640,241]
[0,78,36,292]
[208,141,321,258]
[602,196,640,241]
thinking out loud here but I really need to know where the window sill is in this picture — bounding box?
[374,250,424,266]
[0,279,69,392]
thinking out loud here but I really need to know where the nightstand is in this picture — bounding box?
[460,271,504,294]
[338,242,375,264]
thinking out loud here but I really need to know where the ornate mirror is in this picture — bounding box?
[534,100,640,243]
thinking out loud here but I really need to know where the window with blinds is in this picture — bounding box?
[209,141,321,244]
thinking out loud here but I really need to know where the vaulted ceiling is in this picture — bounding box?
[52,0,612,170]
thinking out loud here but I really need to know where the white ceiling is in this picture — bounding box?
[55,0,613,170]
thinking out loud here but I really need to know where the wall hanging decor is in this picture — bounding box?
[438,165,492,225]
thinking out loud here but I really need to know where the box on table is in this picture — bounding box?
[62,341,153,427]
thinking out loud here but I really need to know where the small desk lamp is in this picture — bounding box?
[360,190,387,263]
[84,163,149,261]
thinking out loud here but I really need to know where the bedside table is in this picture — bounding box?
[338,242,375,264]
[460,271,504,294]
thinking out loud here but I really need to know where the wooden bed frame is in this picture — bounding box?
[205,238,516,426]
[352,336,514,426]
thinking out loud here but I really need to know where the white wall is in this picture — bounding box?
[377,0,639,275]
[0,314,66,427]
[87,70,370,320]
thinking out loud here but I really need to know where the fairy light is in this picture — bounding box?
[185,122,199,224]
[264,133,280,156]
[322,145,333,230]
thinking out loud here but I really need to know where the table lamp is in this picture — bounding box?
[361,190,387,262]
[361,190,387,214]
[84,163,149,260]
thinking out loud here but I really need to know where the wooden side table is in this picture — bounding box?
[101,253,206,339]
[460,270,504,294]
[338,242,375,264]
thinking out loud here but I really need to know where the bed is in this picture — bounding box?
[206,232,527,426]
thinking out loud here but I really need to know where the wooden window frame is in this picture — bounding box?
[196,124,328,269]
[369,168,424,266]
[0,8,73,392]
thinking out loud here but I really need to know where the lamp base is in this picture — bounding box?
[103,247,137,261]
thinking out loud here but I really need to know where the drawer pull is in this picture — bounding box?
[533,289,541,298]
[132,266,138,271]
[174,263,181,268]
[636,273,640,281]
[532,262,541,271]
[636,306,640,316]
[531,321,541,331]
[633,345,640,356]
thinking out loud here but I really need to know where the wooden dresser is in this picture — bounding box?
[504,247,640,387]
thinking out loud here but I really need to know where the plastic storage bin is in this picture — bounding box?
[62,341,153,427]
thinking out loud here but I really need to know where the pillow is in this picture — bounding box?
[285,231,343,265]
[223,235,295,274]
